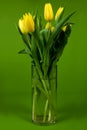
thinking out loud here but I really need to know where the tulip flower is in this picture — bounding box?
[18,13,35,34]
[55,7,64,20]
[45,22,54,32]
[44,3,53,21]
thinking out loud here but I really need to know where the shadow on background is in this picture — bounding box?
[0,93,87,123]
[57,101,87,123]
[0,93,32,123]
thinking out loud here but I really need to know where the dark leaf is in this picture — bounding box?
[18,48,32,58]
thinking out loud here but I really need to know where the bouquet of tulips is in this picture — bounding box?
[18,3,75,72]
[18,3,75,123]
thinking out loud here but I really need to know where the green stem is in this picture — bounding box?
[32,60,51,122]
[35,64,49,96]
[33,33,43,62]
[48,109,51,121]
[26,34,31,48]
[43,99,49,122]
[43,90,52,122]
[41,79,49,95]
[32,87,37,120]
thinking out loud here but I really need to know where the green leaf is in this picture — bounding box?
[40,29,50,45]
[18,49,28,54]
[39,16,43,30]
[48,11,76,48]
[50,25,72,64]
[22,34,31,50]
[33,15,43,61]
[17,26,32,51]
[43,11,76,72]
[18,48,32,58]
[17,25,22,35]
[31,35,42,66]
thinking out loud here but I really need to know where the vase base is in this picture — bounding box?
[32,115,57,125]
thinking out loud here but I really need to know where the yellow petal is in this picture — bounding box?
[45,22,54,32]
[18,19,25,33]
[51,26,54,32]
[18,13,35,34]
[62,25,67,32]
[44,3,53,21]
[55,7,64,20]
[24,13,35,33]
[45,22,51,29]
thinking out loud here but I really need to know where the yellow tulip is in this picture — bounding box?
[62,24,72,32]
[45,22,51,29]
[18,19,25,33]
[62,25,67,32]
[55,7,64,20]
[18,13,35,34]
[45,22,54,32]
[44,3,53,21]
[51,26,54,32]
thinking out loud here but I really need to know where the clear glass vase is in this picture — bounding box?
[31,64,57,125]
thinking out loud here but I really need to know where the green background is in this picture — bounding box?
[0,0,87,129]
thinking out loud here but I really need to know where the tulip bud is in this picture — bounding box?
[62,25,67,32]
[44,3,53,21]
[55,7,64,20]
[45,22,54,31]
[62,23,72,32]
[51,26,54,32]
[45,22,51,29]
[18,13,35,34]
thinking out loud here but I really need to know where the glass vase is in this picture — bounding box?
[31,64,57,125]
